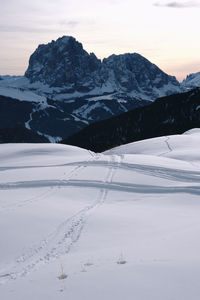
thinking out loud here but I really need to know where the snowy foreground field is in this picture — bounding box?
[1,129,200,300]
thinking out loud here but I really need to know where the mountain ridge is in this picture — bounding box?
[0,35,197,142]
[62,88,200,152]
[24,35,181,100]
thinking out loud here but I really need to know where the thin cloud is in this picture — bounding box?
[154,1,200,8]
[0,19,83,33]
[58,18,95,29]
[58,20,78,28]
[0,25,59,33]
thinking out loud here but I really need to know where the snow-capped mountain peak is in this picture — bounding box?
[181,72,200,90]
[24,36,181,99]
[25,36,101,89]
[0,36,184,142]
[103,52,180,97]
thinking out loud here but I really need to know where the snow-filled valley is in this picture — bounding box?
[1,129,200,299]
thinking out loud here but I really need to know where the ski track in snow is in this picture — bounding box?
[2,178,200,196]
[158,136,173,157]
[1,160,200,188]
[159,136,199,169]
[1,148,200,285]
[0,151,97,214]
[165,137,173,152]
[0,154,122,285]
[0,165,84,213]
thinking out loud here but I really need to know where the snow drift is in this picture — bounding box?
[1,130,200,299]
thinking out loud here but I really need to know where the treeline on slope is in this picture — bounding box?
[61,88,200,152]
[0,127,49,143]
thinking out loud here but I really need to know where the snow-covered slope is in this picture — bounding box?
[181,72,200,90]
[63,87,200,152]
[1,130,200,299]
[0,75,151,141]
[105,128,200,160]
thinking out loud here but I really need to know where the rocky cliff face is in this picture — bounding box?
[103,53,180,98]
[25,36,102,91]
[25,36,181,100]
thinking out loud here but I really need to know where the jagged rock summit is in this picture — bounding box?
[25,36,101,90]
[25,35,180,99]
[102,53,180,98]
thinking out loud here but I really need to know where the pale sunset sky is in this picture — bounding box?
[0,0,200,81]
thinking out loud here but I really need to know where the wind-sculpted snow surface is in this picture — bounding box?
[1,130,200,299]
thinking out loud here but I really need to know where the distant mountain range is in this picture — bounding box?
[0,35,200,144]
[62,88,200,152]
[0,35,184,142]
[25,36,180,98]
